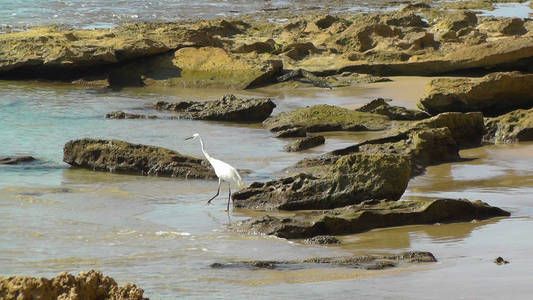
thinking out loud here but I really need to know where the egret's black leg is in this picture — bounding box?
[207,178,221,205]
[226,184,231,211]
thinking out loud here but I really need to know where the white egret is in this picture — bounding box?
[185,133,244,211]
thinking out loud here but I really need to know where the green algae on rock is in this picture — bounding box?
[232,153,411,210]
[63,138,216,179]
[264,104,389,134]
[151,94,276,122]
[356,98,430,121]
[418,72,533,117]
[0,270,147,300]
[484,108,533,143]
[211,251,436,270]
[0,156,36,165]
[235,198,510,239]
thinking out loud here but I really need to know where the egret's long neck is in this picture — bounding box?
[198,137,212,161]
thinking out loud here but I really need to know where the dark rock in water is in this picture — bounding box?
[105,111,157,119]
[0,156,36,165]
[275,126,307,138]
[418,72,533,117]
[152,94,276,122]
[285,135,325,152]
[0,270,147,300]
[303,235,341,245]
[494,256,509,265]
[484,108,533,144]
[234,198,510,239]
[63,138,216,179]
[357,98,430,121]
[233,153,411,210]
[210,251,436,270]
[264,104,390,133]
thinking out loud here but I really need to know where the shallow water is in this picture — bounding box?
[1,78,533,298]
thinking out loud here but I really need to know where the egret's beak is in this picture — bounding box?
[184,136,193,141]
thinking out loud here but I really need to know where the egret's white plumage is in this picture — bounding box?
[185,133,244,210]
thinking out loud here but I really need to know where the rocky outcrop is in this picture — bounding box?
[232,153,412,210]
[63,138,216,179]
[0,156,36,165]
[477,18,527,36]
[484,108,533,143]
[105,111,157,119]
[264,104,389,134]
[284,135,325,152]
[418,72,533,116]
[413,112,484,148]
[235,198,510,239]
[211,251,436,270]
[356,98,430,120]
[0,270,147,300]
[152,94,276,122]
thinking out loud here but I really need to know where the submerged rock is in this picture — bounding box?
[484,108,533,143]
[63,138,216,179]
[264,104,389,133]
[284,135,325,152]
[356,98,430,120]
[211,251,436,270]
[105,111,157,119]
[0,270,147,300]
[303,235,341,245]
[235,198,510,239]
[494,256,510,265]
[0,156,36,165]
[418,72,533,116]
[233,153,411,210]
[152,94,276,122]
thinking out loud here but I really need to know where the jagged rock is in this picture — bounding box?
[336,23,402,52]
[152,94,276,122]
[282,42,320,60]
[275,127,307,138]
[105,111,157,119]
[0,156,36,165]
[63,138,216,179]
[235,198,510,239]
[478,18,527,36]
[303,235,341,245]
[264,104,389,133]
[211,251,436,270]
[357,98,430,120]
[484,108,533,143]
[413,112,484,148]
[0,270,147,300]
[234,39,277,54]
[418,72,533,116]
[401,32,437,50]
[284,135,325,152]
[233,153,411,210]
[435,11,478,33]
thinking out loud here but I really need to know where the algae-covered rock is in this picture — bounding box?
[236,198,510,239]
[0,156,36,165]
[418,72,533,116]
[232,153,411,210]
[264,104,389,133]
[63,138,216,179]
[0,270,147,300]
[152,94,276,122]
[284,135,325,152]
[484,108,533,143]
[356,98,430,121]
[413,112,484,148]
[211,251,436,270]
[105,111,157,119]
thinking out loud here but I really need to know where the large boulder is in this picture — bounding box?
[236,198,510,239]
[232,153,412,210]
[484,108,533,143]
[63,138,216,179]
[418,72,533,116]
[263,104,389,133]
[0,270,146,300]
[152,94,276,122]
